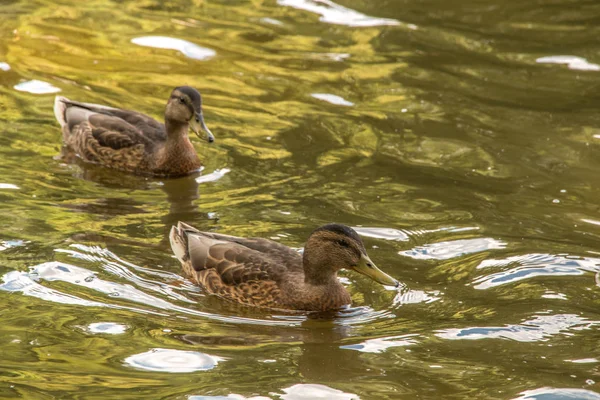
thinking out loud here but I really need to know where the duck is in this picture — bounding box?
[53,86,214,177]
[169,222,399,311]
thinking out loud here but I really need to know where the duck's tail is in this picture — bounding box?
[170,221,201,264]
[53,96,69,128]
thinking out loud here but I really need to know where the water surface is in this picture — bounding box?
[1,0,600,398]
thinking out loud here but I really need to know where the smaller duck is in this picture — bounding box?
[53,86,214,177]
[169,222,399,311]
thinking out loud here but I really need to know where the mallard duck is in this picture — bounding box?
[53,86,214,177]
[169,222,399,311]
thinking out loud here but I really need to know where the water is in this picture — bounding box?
[1,0,600,398]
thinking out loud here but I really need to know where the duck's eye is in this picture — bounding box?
[179,97,186,104]
[337,239,350,248]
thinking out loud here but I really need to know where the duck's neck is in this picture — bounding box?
[302,254,340,286]
[159,119,200,174]
[165,119,191,144]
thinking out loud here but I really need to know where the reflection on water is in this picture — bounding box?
[400,238,506,260]
[513,387,600,400]
[280,384,359,400]
[87,322,128,334]
[310,93,354,107]
[13,79,61,94]
[131,36,216,61]
[124,348,224,373]
[278,0,402,27]
[436,314,599,343]
[340,334,417,353]
[189,384,358,400]
[536,56,600,72]
[2,0,600,397]
[473,253,600,289]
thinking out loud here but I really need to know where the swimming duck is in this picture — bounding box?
[53,86,214,177]
[169,222,399,311]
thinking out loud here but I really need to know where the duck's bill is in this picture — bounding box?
[352,253,399,287]
[191,112,215,143]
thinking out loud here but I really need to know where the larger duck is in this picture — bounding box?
[53,86,214,177]
[169,222,399,311]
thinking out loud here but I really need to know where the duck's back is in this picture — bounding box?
[170,222,305,309]
[54,97,197,175]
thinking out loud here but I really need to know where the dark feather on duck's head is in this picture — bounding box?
[166,86,214,142]
[311,223,367,254]
[173,86,202,113]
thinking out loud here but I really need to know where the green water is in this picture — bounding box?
[1,0,600,398]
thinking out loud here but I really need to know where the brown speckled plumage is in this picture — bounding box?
[169,222,399,311]
[53,86,214,177]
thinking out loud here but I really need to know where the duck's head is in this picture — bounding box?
[166,86,214,143]
[303,223,399,287]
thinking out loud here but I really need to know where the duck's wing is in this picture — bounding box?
[55,96,162,168]
[170,222,303,308]
[187,228,303,272]
[171,222,302,285]
[55,96,166,142]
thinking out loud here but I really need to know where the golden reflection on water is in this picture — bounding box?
[2,0,600,398]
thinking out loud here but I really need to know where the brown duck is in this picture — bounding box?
[53,86,214,177]
[169,222,399,311]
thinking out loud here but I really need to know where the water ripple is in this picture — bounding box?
[536,55,600,71]
[311,93,354,106]
[340,334,418,353]
[436,313,599,342]
[124,348,224,373]
[131,36,216,60]
[189,384,358,400]
[399,238,506,260]
[14,79,61,94]
[196,168,231,184]
[513,387,600,400]
[87,322,127,334]
[277,0,403,27]
[0,261,301,326]
[473,253,600,289]
[280,384,359,400]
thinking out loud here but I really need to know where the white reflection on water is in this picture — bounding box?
[0,244,405,328]
[14,80,61,94]
[124,348,224,373]
[131,36,216,60]
[190,395,270,400]
[436,314,599,342]
[567,358,598,364]
[354,225,479,242]
[311,93,354,106]
[340,334,418,353]
[472,253,600,289]
[0,260,301,327]
[0,239,25,251]
[277,0,403,27]
[399,238,506,260]
[189,384,358,400]
[279,384,359,400]
[0,183,19,189]
[353,227,409,241]
[536,55,600,71]
[196,168,231,184]
[513,387,600,400]
[393,288,440,305]
[0,62,10,71]
[88,322,127,334]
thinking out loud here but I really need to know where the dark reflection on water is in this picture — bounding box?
[1,0,600,398]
